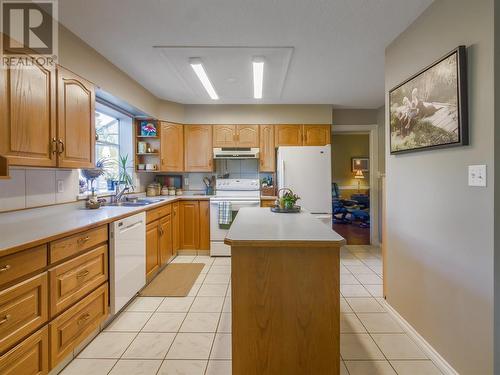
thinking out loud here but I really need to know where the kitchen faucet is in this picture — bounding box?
[112,184,130,203]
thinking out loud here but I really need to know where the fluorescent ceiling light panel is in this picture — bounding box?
[253,57,264,99]
[190,58,219,100]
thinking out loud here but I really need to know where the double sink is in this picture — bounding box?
[104,197,166,207]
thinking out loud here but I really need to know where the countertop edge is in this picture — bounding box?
[0,195,210,256]
[224,238,346,248]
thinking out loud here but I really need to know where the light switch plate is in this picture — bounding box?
[468,165,487,187]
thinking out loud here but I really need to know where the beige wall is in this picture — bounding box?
[332,109,378,125]
[331,134,370,189]
[377,106,386,173]
[182,104,332,124]
[58,25,160,117]
[385,0,494,373]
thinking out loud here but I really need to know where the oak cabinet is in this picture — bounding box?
[259,125,275,172]
[274,125,303,147]
[172,202,180,253]
[213,125,259,148]
[146,222,160,281]
[160,122,184,172]
[213,125,236,147]
[184,125,213,172]
[0,61,57,167]
[0,326,49,375]
[199,201,210,250]
[179,201,200,250]
[303,125,331,146]
[56,66,95,169]
[159,214,173,265]
[274,124,331,147]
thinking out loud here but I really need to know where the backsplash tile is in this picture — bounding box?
[26,169,57,207]
[56,169,80,203]
[0,169,26,211]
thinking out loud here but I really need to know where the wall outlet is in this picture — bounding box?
[57,179,64,193]
[468,165,487,187]
[184,177,189,186]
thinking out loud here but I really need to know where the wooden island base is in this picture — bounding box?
[230,244,340,375]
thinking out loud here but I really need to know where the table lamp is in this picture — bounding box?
[354,169,364,193]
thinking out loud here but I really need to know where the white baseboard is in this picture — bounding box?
[381,299,459,375]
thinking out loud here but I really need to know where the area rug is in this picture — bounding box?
[140,263,204,297]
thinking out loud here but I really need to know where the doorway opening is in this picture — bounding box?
[331,125,380,246]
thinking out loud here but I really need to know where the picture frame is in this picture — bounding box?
[140,121,158,137]
[352,157,369,172]
[389,46,469,154]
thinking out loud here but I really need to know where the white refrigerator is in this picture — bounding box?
[277,145,332,215]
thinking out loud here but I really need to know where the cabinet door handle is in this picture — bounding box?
[78,236,90,245]
[159,227,164,236]
[51,138,58,154]
[77,313,91,325]
[57,139,65,154]
[0,314,11,325]
[76,269,89,279]
[0,265,11,272]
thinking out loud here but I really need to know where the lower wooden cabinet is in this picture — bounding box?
[49,284,108,368]
[261,199,275,208]
[0,273,48,353]
[172,202,180,253]
[159,214,173,265]
[0,325,49,375]
[146,221,160,281]
[179,201,200,250]
[48,245,108,317]
[199,201,210,251]
[179,200,210,251]
[0,245,47,289]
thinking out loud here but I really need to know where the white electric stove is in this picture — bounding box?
[210,179,260,256]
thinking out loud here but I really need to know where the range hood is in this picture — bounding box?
[213,147,260,159]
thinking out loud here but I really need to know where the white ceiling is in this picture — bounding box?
[58,0,433,107]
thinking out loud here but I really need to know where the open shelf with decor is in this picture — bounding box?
[135,119,161,172]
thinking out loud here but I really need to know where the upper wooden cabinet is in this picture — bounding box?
[213,125,259,148]
[303,125,331,146]
[160,122,184,172]
[274,125,303,147]
[56,67,95,169]
[0,61,57,167]
[236,125,259,147]
[259,125,275,172]
[274,124,331,147]
[184,125,213,172]
[213,125,236,147]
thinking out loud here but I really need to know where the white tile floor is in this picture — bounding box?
[60,248,443,375]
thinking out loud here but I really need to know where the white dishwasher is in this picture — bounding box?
[109,212,146,315]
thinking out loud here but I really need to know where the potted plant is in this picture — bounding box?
[117,154,134,188]
[278,188,301,210]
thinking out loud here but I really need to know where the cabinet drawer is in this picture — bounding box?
[147,204,171,223]
[50,225,108,264]
[49,245,108,317]
[49,284,108,369]
[0,245,47,288]
[260,199,275,208]
[0,326,49,375]
[0,273,48,354]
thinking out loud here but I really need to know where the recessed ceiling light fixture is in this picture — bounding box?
[252,57,264,99]
[190,58,219,100]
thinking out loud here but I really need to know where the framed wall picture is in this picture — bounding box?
[352,157,369,172]
[389,46,468,154]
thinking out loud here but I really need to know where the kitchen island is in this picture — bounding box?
[224,207,345,375]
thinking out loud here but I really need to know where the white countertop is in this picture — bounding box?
[225,207,345,246]
[0,194,209,253]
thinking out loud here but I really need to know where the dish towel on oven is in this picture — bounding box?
[218,201,233,225]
